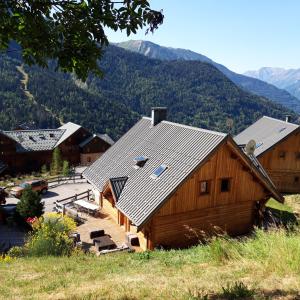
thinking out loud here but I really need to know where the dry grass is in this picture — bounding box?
[0,196,299,300]
[1,228,300,300]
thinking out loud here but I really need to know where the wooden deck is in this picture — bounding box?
[76,210,128,252]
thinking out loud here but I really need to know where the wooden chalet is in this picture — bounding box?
[235,116,300,193]
[84,108,283,250]
[0,122,114,175]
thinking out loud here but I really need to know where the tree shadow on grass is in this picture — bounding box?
[190,286,300,299]
[265,207,298,228]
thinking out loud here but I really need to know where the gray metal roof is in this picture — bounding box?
[234,116,299,156]
[56,122,82,146]
[98,134,115,146]
[79,134,114,148]
[3,129,65,153]
[0,161,7,175]
[83,117,227,227]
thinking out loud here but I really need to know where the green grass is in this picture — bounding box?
[0,195,299,299]
[266,198,293,213]
[1,228,300,300]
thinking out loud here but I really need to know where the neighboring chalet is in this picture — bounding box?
[84,108,283,250]
[0,122,114,175]
[235,116,300,193]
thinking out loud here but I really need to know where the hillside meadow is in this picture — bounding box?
[0,195,299,300]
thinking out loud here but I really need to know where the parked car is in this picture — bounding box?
[10,179,48,198]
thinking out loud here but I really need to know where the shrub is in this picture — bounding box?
[41,164,48,174]
[62,160,70,176]
[7,246,26,258]
[221,281,255,299]
[16,188,44,219]
[26,213,76,256]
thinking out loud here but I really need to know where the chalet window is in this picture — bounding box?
[279,151,286,159]
[295,152,300,160]
[220,178,230,192]
[295,176,299,183]
[199,181,209,195]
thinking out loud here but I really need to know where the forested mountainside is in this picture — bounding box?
[117,40,300,113]
[245,67,300,100]
[0,57,59,129]
[0,45,297,140]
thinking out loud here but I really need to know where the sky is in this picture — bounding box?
[106,0,300,73]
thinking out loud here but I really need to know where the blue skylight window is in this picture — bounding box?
[134,156,148,163]
[151,164,167,179]
[256,142,263,148]
[133,156,148,167]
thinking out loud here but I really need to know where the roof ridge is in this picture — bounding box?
[4,129,64,133]
[141,117,227,137]
[262,116,299,127]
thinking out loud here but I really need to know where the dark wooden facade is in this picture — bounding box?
[99,139,280,250]
[258,130,300,193]
[0,128,111,175]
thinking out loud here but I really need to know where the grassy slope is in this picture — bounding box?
[1,197,300,300]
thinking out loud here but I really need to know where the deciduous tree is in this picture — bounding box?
[0,0,164,80]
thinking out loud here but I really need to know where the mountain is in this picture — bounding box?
[245,67,300,100]
[116,40,300,113]
[0,45,297,140]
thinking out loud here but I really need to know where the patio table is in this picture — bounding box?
[74,199,99,215]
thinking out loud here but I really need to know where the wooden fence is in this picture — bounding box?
[54,189,92,215]
[48,173,87,188]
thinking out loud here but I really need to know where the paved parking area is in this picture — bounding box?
[6,181,92,212]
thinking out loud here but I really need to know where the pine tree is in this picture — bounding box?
[62,160,70,176]
[50,147,63,175]
[16,188,44,219]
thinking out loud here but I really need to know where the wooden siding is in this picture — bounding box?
[258,131,300,193]
[80,153,102,166]
[150,141,267,248]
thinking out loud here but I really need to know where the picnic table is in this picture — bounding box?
[74,199,99,215]
[94,235,116,251]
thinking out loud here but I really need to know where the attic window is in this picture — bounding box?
[151,164,167,179]
[256,142,263,148]
[29,136,35,141]
[49,133,54,138]
[278,127,286,133]
[134,156,148,168]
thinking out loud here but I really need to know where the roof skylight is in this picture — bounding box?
[256,142,263,148]
[134,156,148,167]
[151,164,168,179]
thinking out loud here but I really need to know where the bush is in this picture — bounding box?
[221,281,255,299]
[16,188,44,220]
[41,164,48,174]
[26,213,76,256]
[7,246,26,258]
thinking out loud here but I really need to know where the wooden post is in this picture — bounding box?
[62,204,66,216]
